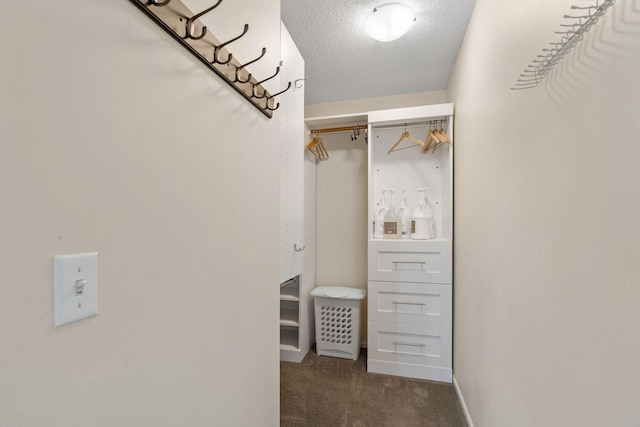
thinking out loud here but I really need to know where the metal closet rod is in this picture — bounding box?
[372,119,448,130]
[310,125,368,134]
[310,119,448,134]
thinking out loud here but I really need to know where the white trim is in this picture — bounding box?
[368,359,452,383]
[367,103,454,126]
[453,375,474,427]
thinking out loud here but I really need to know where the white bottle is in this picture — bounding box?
[383,191,401,239]
[374,189,392,239]
[397,189,412,239]
[411,188,434,240]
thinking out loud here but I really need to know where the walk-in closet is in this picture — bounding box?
[2,0,639,426]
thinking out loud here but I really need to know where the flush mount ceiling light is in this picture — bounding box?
[364,3,416,42]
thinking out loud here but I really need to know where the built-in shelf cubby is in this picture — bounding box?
[280,276,301,353]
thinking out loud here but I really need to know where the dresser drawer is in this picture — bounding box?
[368,240,451,284]
[367,321,452,381]
[368,281,451,326]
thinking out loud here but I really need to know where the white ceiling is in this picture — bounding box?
[281,0,477,105]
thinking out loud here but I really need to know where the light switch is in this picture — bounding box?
[53,252,98,327]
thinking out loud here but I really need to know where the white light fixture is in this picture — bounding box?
[364,3,416,42]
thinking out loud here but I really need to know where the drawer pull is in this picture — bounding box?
[392,261,426,265]
[392,341,426,348]
[392,301,426,306]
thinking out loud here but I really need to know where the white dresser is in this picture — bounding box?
[367,104,453,383]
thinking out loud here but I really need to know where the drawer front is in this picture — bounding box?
[368,240,451,283]
[367,321,451,369]
[368,281,451,326]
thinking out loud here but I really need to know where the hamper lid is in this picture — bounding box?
[311,286,366,300]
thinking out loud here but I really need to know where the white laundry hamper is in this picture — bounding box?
[311,286,367,360]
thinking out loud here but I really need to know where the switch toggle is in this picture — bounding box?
[53,252,98,327]
[75,279,87,296]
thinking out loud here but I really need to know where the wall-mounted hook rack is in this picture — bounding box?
[511,0,616,90]
[130,0,282,118]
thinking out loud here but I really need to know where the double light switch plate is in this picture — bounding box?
[53,252,98,327]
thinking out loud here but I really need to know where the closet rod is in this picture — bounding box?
[310,124,368,134]
[372,119,447,130]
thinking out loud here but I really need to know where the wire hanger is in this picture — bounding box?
[387,123,425,154]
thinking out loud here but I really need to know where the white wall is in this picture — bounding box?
[314,131,369,341]
[315,133,368,289]
[448,0,640,426]
[0,1,281,426]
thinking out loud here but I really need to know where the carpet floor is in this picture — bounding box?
[280,347,468,427]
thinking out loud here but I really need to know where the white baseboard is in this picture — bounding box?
[453,375,474,427]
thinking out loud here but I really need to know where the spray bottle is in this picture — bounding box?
[397,189,412,239]
[383,190,401,239]
[374,189,392,239]
[411,188,435,240]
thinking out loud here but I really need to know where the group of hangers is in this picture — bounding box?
[387,122,451,155]
[306,134,328,160]
[423,123,451,153]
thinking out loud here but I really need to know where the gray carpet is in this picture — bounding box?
[280,347,468,427]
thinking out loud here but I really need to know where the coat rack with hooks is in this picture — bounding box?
[130,0,292,118]
[511,0,616,90]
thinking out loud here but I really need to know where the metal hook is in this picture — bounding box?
[147,0,171,6]
[252,67,280,99]
[264,82,291,110]
[184,0,223,40]
[265,101,280,111]
[212,24,249,65]
[234,47,266,83]
[268,81,292,99]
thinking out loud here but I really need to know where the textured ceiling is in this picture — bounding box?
[281,0,477,105]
